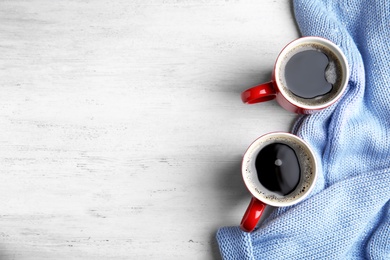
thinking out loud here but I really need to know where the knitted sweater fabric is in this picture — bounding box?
[216,0,390,259]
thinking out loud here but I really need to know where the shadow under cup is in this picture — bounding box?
[241,132,317,232]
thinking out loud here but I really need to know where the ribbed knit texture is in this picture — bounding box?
[217,0,390,259]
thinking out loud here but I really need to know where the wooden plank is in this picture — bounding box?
[0,1,299,259]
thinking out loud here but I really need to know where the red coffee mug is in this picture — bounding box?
[240,132,317,232]
[241,37,349,114]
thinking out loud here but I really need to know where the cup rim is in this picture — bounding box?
[241,132,318,207]
[274,36,350,110]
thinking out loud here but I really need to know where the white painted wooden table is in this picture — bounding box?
[0,1,299,259]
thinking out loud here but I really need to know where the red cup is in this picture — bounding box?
[240,132,317,232]
[241,37,349,114]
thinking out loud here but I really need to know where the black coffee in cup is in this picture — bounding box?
[241,132,318,232]
[285,50,332,99]
[255,143,300,196]
[243,133,316,204]
[278,43,344,107]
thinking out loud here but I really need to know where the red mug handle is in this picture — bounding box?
[240,197,267,232]
[241,82,276,104]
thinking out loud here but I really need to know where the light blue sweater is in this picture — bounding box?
[216,0,390,259]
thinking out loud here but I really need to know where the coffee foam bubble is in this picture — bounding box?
[278,43,344,108]
[243,135,316,205]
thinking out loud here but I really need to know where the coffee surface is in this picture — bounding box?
[285,49,332,99]
[255,143,301,196]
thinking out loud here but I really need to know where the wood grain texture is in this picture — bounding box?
[0,0,299,259]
